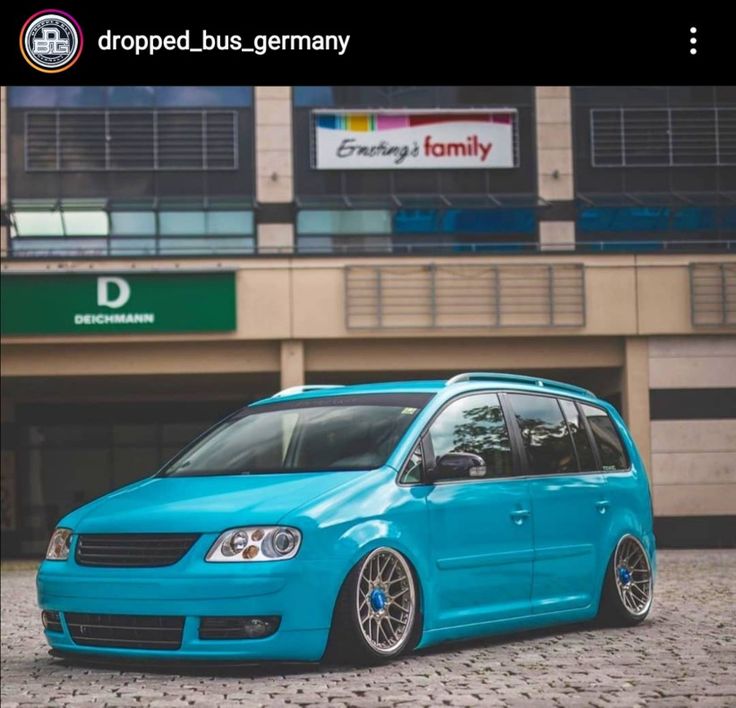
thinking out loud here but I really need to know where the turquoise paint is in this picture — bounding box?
[37,377,656,661]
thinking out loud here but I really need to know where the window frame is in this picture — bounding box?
[577,400,631,472]
[397,391,522,486]
[397,390,633,486]
[505,392,632,477]
[505,391,581,478]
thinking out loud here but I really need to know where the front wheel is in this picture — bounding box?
[598,534,654,626]
[325,547,420,664]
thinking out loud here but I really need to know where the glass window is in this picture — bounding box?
[401,444,424,484]
[156,86,252,107]
[108,238,157,256]
[10,238,108,257]
[293,86,335,106]
[508,394,578,475]
[559,399,597,472]
[206,211,254,235]
[580,405,629,471]
[62,210,109,236]
[297,236,333,253]
[297,210,392,235]
[578,207,671,233]
[107,86,156,107]
[159,211,207,236]
[9,87,53,107]
[10,87,107,107]
[427,394,513,478]
[392,208,536,235]
[110,211,157,236]
[157,237,254,255]
[11,210,64,237]
[56,87,107,107]
[161,394,430,476]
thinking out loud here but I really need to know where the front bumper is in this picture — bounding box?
[37,539,344,661]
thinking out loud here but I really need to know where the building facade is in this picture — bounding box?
[1,85,734,556]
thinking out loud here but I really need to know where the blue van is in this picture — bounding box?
[37,373,655,664]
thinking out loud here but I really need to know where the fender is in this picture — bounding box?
[328,518,432,643]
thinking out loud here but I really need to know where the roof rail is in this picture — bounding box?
[446,372,595,398]
[271,385,344,398]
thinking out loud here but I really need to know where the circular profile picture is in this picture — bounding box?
[20,10,83,73]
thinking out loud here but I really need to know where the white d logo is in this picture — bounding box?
[97,277,131,309]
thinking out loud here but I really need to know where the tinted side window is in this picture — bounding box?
[427,394,513,478]
[401,444,424,484]
[508,394,577,475]
[559,399,597,472]
[581,404,629,470]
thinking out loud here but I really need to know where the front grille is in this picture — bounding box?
[66,613,184,650]
[75,534,199,567]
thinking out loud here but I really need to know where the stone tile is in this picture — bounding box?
[1,550,734,706]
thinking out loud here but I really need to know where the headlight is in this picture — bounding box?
[206,527,301,562]
[45,528,72,561]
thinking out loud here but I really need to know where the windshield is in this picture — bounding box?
[160,393,432,476]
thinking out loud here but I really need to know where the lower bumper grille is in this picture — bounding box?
[65,613,184,650]
[200,616,281,639]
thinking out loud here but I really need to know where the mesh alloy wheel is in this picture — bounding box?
[599,533,654,626]
[355,547,416,655]
[325,546,420,664]
[613,534,653,617]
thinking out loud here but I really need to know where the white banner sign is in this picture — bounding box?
[313,110,517,170]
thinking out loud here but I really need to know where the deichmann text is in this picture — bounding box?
[74,313,155,325]
[98,31,351,57]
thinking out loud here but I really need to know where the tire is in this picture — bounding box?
[598,533,654,626]
[324,546,421,665]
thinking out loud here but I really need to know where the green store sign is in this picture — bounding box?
[1,272,236,335]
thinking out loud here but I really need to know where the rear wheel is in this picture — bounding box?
[598,534,653,626]
[325,547,420,664]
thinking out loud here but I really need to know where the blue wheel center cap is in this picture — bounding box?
[370,588,387,611]
[618,567,631,585]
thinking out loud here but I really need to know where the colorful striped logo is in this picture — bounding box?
[316,112,513,132]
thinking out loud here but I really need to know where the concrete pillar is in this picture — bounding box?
[535,86,574,201]
[254,86,295,254]
[280,340,305,390]
[535,87,575,253]
[255,86,294,203]
[538,222,575,251]
[622,337,652,474]
[258,223,295,254]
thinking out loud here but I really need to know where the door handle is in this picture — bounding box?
[510,508,530,525]
[595,500,610,514]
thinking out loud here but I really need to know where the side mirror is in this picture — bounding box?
[429,452,487,482]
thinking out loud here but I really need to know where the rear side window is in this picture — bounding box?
[508,394,577,475]
[559,399,597,472]
[580,404,629,471]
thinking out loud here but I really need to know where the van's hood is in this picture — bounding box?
[67,472,366,534]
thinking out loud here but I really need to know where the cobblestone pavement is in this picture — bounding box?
[2,550,734,707]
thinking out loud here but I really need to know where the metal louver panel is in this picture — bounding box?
[109,111,155,169]
[591,107,736,167]
[25,110,238,171]
[345,263,586,329]
[690,263,736,327]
